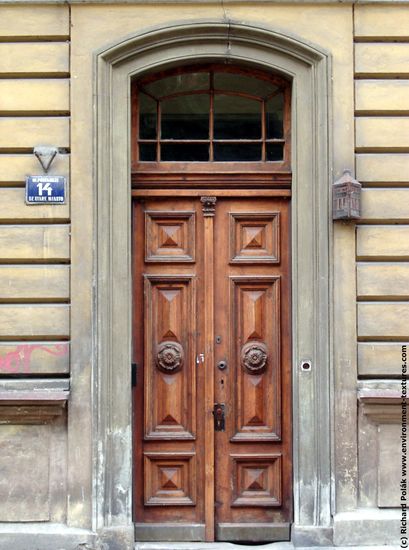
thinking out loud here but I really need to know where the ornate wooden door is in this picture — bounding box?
[132,193,292,542]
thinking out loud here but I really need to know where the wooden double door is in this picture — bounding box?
[132,192,292,542]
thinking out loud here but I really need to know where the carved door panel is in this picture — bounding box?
[132,195,292,542]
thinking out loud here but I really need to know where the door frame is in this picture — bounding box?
[94,21,332,547]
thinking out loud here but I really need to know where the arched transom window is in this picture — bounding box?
[132,65,291,169]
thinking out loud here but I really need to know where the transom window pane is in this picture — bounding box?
[161,143,209,161]
[267,143,284,161]
[145,72,209,98]
[139,93,157,140]
[134,65,289,164]
[161,95,209,140]
[213,72,277,99]
[139,143,156,161]
[214,95,261,140]
[214,143,261,162]
[266,93,284,139]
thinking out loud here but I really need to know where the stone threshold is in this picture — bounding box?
[135,544,399,550]
[135,544,294,550]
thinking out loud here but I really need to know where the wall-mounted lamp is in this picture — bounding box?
[332,169,361,221]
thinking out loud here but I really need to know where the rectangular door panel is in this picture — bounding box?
[230,276,281,442]
[144,451,197,506]
[145,211,196,263]
[144,275,196,440]
[230,453,282,507]
[229,212,281,264]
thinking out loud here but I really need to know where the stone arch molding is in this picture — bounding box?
[95,21,331,547]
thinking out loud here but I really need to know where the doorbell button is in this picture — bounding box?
[300,360,312,372]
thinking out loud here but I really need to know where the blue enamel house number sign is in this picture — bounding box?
[26,176,66,204]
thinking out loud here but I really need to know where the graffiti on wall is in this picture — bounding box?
[0,343,69,374]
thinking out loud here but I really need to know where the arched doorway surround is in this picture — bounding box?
[94,21,332,547]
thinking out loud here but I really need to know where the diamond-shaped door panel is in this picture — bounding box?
[144,452,196,506]
[145,211,195,262]
[231,454,282,507]
[230,212,280,263]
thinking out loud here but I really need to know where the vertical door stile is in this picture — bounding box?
[200,196,217,542]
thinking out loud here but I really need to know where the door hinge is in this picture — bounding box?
[131,362,138,387]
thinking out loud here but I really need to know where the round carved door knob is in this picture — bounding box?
[156,341,184,373]
[241,341,268,374]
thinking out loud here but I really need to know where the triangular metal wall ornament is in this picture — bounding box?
[34,146,58,173]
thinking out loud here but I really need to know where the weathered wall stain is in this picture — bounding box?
[0,343,68,373]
